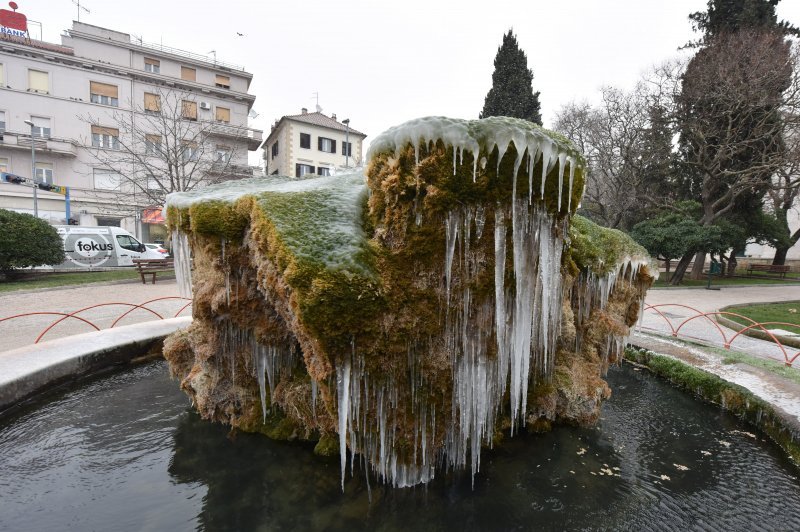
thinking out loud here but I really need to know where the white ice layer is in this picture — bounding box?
[172,230,193,299]
[367,116,584,208]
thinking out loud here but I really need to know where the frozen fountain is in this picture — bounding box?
[162,116,655,488]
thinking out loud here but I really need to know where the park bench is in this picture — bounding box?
[746,263,791,278]
[133,258,174,284]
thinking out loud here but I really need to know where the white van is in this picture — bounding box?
[54,226,164,269]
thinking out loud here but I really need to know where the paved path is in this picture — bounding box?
[640,285,800,365]
[0,279,187,353]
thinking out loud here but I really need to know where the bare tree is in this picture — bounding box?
[554,81,677,231]
[670,29,800,283]
[79,88,240,214]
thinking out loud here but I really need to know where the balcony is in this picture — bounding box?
[207,122,263,150]
[0,132,79,157]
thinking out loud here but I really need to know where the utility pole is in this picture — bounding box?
[23,119,38,217]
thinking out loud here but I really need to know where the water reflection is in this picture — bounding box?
[1,361,798,531]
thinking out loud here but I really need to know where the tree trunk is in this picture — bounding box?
[727,254,738,277]
[665,259,671,274]
[670,252,694,286]
[689,251,706,280]
[772,247,789,266]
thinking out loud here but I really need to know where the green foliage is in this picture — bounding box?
[630,208,723,261]
[689,0,799,43]
[0,209,64,273]
[480,30,542,125]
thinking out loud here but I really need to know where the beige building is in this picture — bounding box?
[0,18,262,242]
[264,109,366,177]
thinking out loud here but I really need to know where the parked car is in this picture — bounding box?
[54,225,165,269]
[144,243,170,258]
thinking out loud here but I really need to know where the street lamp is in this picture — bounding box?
[23,119,38,218]
[342,118,350,168]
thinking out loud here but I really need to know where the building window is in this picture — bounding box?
[116,234,143,251]
[145,134,161,155]
[182,100,198,121]
[28,69,49,93]
[271,169,279,175]
[180,66,196,82]
[318,137,336,153]
[144,93,161,114]
[0,111,5,133]
[144,57,160,74]
[93,169,124,190]
[318,167,331,177]
[0,63,4,86]
[0,157,9,173]
[34,162,53,184]
[215,74,230,88]
[30,116,51,138]
[215,146,231,163]
[300,133,311,149]
[91,125,120,150]
[215,106,230,123]
[182,142,199,162]
[296,163,315,177]
[271,141,279,159]
[89,81,119,106]
[342,142,352,157]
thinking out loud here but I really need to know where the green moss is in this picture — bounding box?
[570,215,650,275]
[313,433,340,456]
[625,347,800,467]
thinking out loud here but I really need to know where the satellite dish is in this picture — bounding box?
[9,2,19,10]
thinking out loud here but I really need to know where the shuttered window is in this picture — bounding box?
[144,57,160,74]
[215,74,230,88]
[182,100,197,120]
[90,81,119,106]
[28,69,49,93]
[296,163,315,177]
[318,137,336,153]
[182,141,199,162]
[181,66,196,81]
[91,125,120,149]
[300,133,310,149]
[144,92,161,113]
[215,106,230,123]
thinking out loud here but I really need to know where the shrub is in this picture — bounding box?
[0,209,64,276]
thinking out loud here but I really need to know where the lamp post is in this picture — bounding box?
[23,119,38,218]
[342,118,350,168]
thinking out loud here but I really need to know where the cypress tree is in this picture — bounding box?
[480,30,542,125]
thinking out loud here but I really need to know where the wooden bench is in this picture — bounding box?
[746,263,791,278]
[133,258,174,284]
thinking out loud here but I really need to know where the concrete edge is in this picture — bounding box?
[0,317,192,415]
[715,304,800,349]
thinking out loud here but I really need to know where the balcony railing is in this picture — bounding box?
[208,122,263,150]
[0,132,78,156]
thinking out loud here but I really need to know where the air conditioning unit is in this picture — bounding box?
[200,102,211,110]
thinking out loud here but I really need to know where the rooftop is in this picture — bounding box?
[282,111,367,137]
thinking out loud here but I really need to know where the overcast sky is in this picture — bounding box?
[20,0,800,163]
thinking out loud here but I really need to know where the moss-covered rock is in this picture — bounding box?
[162,116,654,487]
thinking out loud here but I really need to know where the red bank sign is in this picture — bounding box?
[0,2,28,38]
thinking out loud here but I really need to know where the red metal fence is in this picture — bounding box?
[0,297,192,344]
[639,304,800,367]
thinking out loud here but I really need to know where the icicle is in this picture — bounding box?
[444,211,460,304]
[337,355,352,491]
[256,345,267,422]
[556,152,567,213]
[171,230,193,298]
[540,142,554,200]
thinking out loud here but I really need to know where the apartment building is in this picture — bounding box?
[264,108,366,177]
[0,16,262,242]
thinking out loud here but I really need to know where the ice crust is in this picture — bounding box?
[368,116,585,202]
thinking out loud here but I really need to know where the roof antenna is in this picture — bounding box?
[71,0,91,22]
[312,92,322,113]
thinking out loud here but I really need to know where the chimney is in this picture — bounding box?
[331,113,337,121]
[301,107,307,114]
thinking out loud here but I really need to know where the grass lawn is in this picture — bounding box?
[653,275,797,287]
[0,269,173,293]
[723,301,800,336]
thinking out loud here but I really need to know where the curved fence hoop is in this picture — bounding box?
[641,304,799,367]
[36,303,163,343]
[0,312,101,340]
[110,297,191,327]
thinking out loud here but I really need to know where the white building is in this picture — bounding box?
[264,108,366,177]
[0,17,262,242]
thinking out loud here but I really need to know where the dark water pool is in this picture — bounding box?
[1,361,799,531]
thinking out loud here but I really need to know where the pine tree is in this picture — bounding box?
[480,30,542,125]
